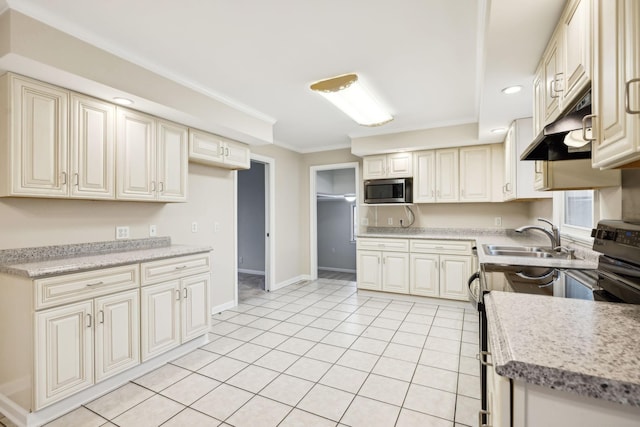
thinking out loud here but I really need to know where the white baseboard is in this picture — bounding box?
[238,269,266,275]
[211,300,236,314]
[318,267,356,273]
[270,274,311,291]
[2,335,208,427]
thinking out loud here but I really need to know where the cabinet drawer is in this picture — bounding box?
[357,238,409,252]
[35,264,139,310]
[410,239,473,255]
[141,253,210,286]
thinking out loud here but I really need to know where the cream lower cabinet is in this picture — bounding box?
[357,238,472,301]
[356,238,409,293]
[409,240,473,301]
[33,266,140,410]
[140,254,211,361]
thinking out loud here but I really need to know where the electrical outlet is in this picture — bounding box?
[214,222,220,232]
[115,226,130,239]
[149,224,157,237]
[191,222,198,233]
[387,217,393,225]
[494,217,502,226]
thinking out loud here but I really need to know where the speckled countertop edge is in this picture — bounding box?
[485,291,640,407]
[0,238,212,278]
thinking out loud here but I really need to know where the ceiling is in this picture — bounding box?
[3,0,565,153]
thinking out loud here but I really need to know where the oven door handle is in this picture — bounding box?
[468,272,481,289]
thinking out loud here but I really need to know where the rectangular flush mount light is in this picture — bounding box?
[310,73,393,126]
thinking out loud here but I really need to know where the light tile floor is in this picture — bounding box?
[1,278,480,427]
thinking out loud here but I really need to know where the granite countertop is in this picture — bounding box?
[485,291,640,406]
[358,227,599,270]
[0,237,212,278]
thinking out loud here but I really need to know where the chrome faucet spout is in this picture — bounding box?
[514,218,561,248]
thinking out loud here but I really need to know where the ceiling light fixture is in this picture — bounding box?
[310,73,393,126]
[501,85,522,95]
[113,97,134,106]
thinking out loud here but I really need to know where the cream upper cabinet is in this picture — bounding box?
[532,64,546,136]
[459,145,492,202]
[503,118,551,200]
[591,0,640,168]
[435,148,459,202]
[542,30,563,125]
[71,93,116,199]
[363,153,413,179]
[0,73,69,198]
[116,108,156,201]
[188,128,251,170]
[156,119,188,202]
[117,108,188,201]
[561,0,592,105]
[413,150,436,203]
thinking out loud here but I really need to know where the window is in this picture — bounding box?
[554,190,597,242]
[350,204,357,243]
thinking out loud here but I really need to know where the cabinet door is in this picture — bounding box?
[439,255,471,301]
[533,161,547,190]
[409,253,439,297]
[543,31,563,124]
[181,273,210,342]
[116,108,156,200]
[356,250,382,291]
[157,119,188,202]
[188,129,226,167]
[35,301,93,409]
[9,75,69,197]
[70,94,115,199]
[532,64,545,137]
[459,146,491,202]
[386,153,413,177]
[562,0,591,105]
[224,141,251,170]
[413,150,436,203]
[382,251,409,294]
[435,149,459,203]
[503,125,516,200]
[362,155,387,179]
[94,290,140,382]
[592,0,640,168]
[141,281,180,361]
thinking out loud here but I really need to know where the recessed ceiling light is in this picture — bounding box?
[113,97,134,106]
[491,128,507,133]
[501,85,522,95]
[310,73,393,127]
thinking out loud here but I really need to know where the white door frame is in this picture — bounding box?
[309,162,359,280]
[234,154,276,306]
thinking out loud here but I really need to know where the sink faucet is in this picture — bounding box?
[514,218,561,248]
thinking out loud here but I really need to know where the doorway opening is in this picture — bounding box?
[310,162,359,282]
[237,155,275,301]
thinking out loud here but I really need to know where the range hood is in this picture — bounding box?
[520,92,592,161]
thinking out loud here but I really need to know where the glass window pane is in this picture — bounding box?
[564,190,593,228]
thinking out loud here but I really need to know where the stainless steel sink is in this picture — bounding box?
[481,244,580,260]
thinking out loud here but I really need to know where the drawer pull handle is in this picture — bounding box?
[175,265,187,270]
[435,246,444,249]
[86,314,92,328]
[86,281,104,287]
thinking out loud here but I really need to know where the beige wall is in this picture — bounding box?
[0,163,237,308]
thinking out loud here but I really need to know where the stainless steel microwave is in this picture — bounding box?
[364,178,413,204]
